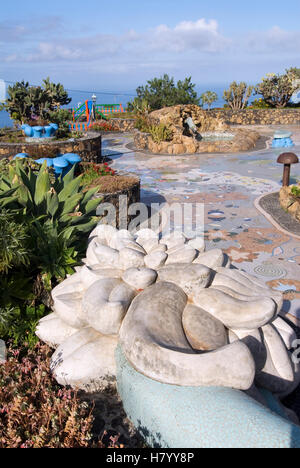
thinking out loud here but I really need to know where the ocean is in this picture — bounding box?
[0,84,247,128]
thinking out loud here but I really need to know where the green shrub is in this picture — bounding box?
[128,74,200,111]
[291,185,300,198]
[0,210,30,273]
[149,124,173,143]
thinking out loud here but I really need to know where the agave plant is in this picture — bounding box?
[0,160,102,299]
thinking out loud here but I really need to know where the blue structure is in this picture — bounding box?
[13,152,81,177]
[21,123,58,139]
[116,346,300,448]
[272,132,294,148]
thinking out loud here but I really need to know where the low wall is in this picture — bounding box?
[94,173,140,228]
[134,128,260,155]
[280,187,300,223]
[0,133,102,163]
[209,109,300,126]
[109,118,136,132]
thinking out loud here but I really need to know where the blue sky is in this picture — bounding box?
[0,0,299,92]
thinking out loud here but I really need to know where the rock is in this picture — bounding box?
[119,248,145,269]
[83,278,134,335]
[140,239,159,254]
[122,267,157,290]
[54,291,86,329]
[119,282,255,389]
[193,249,226,269]
[0,340,6,364]
[166,246,197,265]
[182,305,228,351]
[157,263,211,295]
[136,229,159,242]
[117,346,300,448]
[144,251,168,270]
[36,312,78,347]
[256,324,295,395]
[193,288,276,330]
[51,328,118,392]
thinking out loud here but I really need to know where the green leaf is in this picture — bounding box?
[58,174,83,203]
[46,192,59,218]
[34,163,51,206]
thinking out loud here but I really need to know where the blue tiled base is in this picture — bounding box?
[116,346,300,448]
[272,137,294,148]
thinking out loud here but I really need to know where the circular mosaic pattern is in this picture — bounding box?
[254,263,287,278]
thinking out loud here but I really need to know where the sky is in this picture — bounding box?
[0,0,300,93]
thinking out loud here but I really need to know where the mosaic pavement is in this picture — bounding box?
[102,126,300,324]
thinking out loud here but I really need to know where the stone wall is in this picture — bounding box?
[280,186,300,223]
[0,133,102,163]
[110,118,136,132]
[134,128,260,155]
[209,109,300,126]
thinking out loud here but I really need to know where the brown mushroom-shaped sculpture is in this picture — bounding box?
[277,153,299,187]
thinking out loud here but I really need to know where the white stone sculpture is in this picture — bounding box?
[36,225,299,401]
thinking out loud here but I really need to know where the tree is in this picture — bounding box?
[128,74,200,111]
[0,78,71,124]
[200,91,218,110]
[255,68,300,108]
[223,82,254,110]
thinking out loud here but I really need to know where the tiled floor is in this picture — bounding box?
[102,126,300,324]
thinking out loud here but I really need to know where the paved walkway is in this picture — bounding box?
[102,126,300,325]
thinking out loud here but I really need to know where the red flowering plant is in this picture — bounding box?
[81,162,116,186]
[89,122,117,132]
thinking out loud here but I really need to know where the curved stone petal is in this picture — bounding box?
[187,237,205,253]
[93,244,120,267]
[193,249,226,269]
[119,282,255,390]
[230,328,267,371]
[119,248,145,269]
[51,328,118,392]
[183,304,228,351]
[51,272,84,300]
[54,291,86,329]
[157,263,211,295]
[80,265,123,289]
[166,246,197,265]
[272,317,297,350]
[88,224,118,245]
[160,232,186,250]
[83,278,134,335]
[36,312,78,347]
[215,268,283,312]
[194,288,276,329]
[122,267,157,290]
[256,324,295,395]
[144,251,168,270]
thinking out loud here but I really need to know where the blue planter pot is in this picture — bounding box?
[13,153,29,160]
[64,153,82,165]
[32,126,44,138]
[21,125,34,138]
[53,157,70,177]
[44,126,55,138]
[35,158,54,167]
